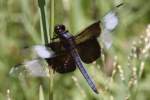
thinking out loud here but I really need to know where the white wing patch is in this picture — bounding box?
[103,11,118,31]
[33,45,55,58]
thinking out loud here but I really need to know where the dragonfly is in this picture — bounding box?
[10,3,121,94]
[10,21,101,94]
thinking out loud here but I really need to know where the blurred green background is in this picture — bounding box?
[0,0,150,100]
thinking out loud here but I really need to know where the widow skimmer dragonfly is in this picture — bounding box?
[10,4,121,94]
[11,21,101,93]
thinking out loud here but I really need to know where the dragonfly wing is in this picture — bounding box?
[46,53,76,73]
[10,41,73,76]
[75,21,101,44]
[103,11,118,31]
[9,43,59,77]
[101,29,113,49]
[100,11,119,49]
[74,21,101,63]
[77,38,101,63]
[33,45,55,58]
[10,58,49,77]
[22,45,56,59]
[45,41,76,73]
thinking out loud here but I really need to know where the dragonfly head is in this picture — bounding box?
[54,24,66,35]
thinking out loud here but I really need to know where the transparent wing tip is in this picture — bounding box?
[9,64,24,77]
[9,60,50,77]
[24,60,50,77]
[101,30,113,49]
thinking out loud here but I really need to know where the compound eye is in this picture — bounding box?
[54,24,66,34]
[59,25,65,31]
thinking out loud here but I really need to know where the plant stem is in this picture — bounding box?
[38,0,54,100]
[49,0,55,100]
[38,0,49,44]
[49,0,54,42]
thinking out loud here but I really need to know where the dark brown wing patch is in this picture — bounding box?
[46,53,76,73]
[46,42,76,73]
[77,38,101,63]
[75,21,101,44]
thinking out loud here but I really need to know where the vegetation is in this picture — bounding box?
[0,0,150,100]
